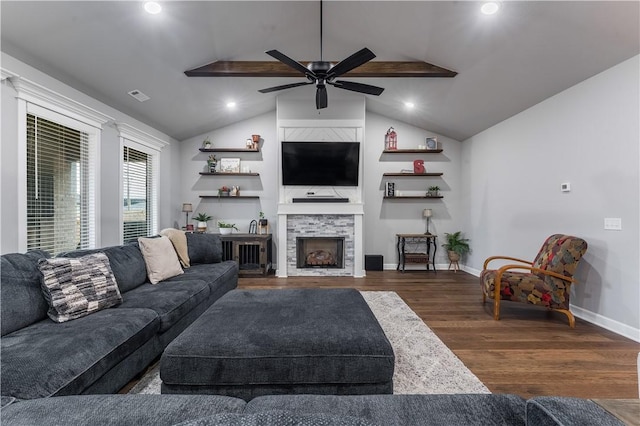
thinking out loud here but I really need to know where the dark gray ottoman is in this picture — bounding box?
[160,288,395,401]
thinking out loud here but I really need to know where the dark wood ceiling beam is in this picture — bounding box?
[185,61,457,78]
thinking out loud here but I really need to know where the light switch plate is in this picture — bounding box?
[604,218,622,230]
[561,182,571,192]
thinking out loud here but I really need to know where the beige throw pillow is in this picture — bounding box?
[159,228,190,268]
[138,236,184,284]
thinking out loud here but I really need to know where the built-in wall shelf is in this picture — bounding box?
[383,172,443,177]
[199,148,259,153]
[199,195,260,199]
[383,149,443,154]
[199,172,260,176]
[383,196,444,199]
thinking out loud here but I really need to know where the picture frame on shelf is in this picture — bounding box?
[426,137,437,150]
[219,158,241,173]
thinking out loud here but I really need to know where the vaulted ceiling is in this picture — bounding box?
[1,1,638,141]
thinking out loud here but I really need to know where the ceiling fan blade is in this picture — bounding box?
[265,50,315,77]
[316,85,328,109]
[327,48,376,78]
[258,81,314,93]
[331,80,385,96]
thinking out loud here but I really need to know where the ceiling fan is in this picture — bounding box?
[257,1,384,109]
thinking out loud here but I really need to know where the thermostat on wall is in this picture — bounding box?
[561,182,571,192]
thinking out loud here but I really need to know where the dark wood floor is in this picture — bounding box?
[239,270,640,400]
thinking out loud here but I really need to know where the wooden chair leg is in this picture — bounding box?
[553,308,576,328]
[493,296,500,320]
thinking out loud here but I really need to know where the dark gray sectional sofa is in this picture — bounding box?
[0,393,625,425]
[0,233,238,401]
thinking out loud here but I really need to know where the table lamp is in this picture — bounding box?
[423,208,432,234]
[182,203,193,229]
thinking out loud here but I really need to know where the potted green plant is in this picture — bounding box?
[442,231,470,266]
[218,221,238,235]
[202,136,212,149]
[258,211,267,226]
[428,186,440,197]
[193,212,212,232]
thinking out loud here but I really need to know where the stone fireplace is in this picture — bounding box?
[276,203,364,277]
[296,237,345,269]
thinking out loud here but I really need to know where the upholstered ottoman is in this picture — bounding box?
[160,288,395,401]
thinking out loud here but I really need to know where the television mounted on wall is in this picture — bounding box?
[281,141,360,186]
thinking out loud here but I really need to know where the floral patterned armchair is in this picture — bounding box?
[480,234,588,327]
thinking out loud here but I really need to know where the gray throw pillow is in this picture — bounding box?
[38,253,122,322]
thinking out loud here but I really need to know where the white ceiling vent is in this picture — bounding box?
[128,89,150,102]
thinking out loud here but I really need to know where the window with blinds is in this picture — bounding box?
[123,146,153,243]
[26,114,92,255]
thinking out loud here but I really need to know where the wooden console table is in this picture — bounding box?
[220,233,272,276]
[396,233,437,273]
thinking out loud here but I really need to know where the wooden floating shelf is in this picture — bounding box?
[383,149,443,154]
[383,172,443,177]
[199,148,259,153]
[383,196,444,199]
[199,172,260,176]
[199,195,260,199]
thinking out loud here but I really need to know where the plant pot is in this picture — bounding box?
[196,222,208,233]
[218,190,230,197]
[447,250,461,262]
[259,219,268,226]
[219,227,233,235]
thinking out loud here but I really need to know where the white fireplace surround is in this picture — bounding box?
[276,203,364,277]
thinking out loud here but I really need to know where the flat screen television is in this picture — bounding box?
[282,141,360,186]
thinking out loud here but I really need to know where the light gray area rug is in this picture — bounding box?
[129,291,489,395]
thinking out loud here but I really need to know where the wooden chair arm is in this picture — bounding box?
[483,255,532,270]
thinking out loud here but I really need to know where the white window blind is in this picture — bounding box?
[123,145,154,243]
[26,113,93,255]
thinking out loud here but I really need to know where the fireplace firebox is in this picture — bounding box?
[296,237,345,269]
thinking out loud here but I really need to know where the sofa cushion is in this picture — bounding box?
[246,394,528,426]
[60,243,148,293]
[139,236,184,284]
[0,394,246,426]
[526,397,624,426]
[1,250,51,336]
[177,411,369,426]
[186,233,222,264]
[1,308,159,400]
[38,253,123,322]
[164,262,239,296]
[119,280,210,333]
[161,228,191,268]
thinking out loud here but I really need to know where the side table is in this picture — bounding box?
[396,233,437,273]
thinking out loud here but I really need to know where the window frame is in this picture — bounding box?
[13,76,112,253]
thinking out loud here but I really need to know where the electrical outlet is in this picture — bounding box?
[604,218,622,230]
[561,182,571,192]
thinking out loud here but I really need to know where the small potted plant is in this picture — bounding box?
[202,136,212,150]
[218,221,238,235]
[428,186,441,197]
[258,211,267,227]
[442,231,470,267]
[218,186,230,197]
[193,212,212,233]
[207,154,217,173]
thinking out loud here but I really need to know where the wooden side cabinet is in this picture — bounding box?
[220,233,272,276]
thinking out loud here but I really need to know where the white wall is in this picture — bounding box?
[0,53,178,253]
[461,55,640,340]
[364,112,463,268]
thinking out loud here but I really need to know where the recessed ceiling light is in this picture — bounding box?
[226,101,237,109]
[144,2,162,15]
[481,2,500,15]
[404,102,415,109]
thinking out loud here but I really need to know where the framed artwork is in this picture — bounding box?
[426,137,437,150]
[219,158,241,173]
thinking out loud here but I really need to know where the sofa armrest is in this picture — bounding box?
[526,397,624,426]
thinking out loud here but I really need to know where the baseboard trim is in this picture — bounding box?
[570,305,640,343]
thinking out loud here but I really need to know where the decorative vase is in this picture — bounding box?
[219,227,232,235]
[197,222,208,233]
